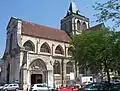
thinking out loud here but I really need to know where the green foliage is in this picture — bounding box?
[93,0,120,28]
[112,76,120,79]
[71,29,120,79]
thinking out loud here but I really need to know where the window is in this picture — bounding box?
[9,34,13,53]
[66,61,74,74]
[23,40,35,51]
[77,20,81,30]
[68,47,72,56]
[40,42,50,53]
[90,78,93,81]
[37,85,43,87]
[13,84,16,86]
[55,45,64,55]
[64,23,66,31]
[82,22,87,30]
[9,85,12,87]
[54,61,60,74]
[69,21,72,32]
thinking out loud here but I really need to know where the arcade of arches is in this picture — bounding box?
[28,59,75,85]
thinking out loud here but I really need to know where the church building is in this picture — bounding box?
[1,1,104,91]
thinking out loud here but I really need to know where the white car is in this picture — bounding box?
[0,85,4,90]
[30,83,54,91]
[3,83,19,91]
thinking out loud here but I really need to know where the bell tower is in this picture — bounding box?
[61,0,90,36]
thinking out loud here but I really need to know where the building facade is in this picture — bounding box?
[1,1,103,91]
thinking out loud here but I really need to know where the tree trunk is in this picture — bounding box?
[104,61,110,84]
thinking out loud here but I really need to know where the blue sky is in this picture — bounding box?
[0,0,109,57]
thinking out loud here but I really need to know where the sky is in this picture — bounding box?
[0,0,109,58]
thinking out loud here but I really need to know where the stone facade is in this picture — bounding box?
[1,1,93,91]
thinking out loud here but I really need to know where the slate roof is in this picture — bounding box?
[87,23,105,31]
[21,21,71,43]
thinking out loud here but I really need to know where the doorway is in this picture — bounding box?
[31,74,42,85]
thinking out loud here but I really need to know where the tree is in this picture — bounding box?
[93,0,120,28]
[71,29,120,83]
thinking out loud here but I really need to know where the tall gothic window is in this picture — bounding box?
[66,61,74,74]
[77,20,81,30]
[54,61,60,74]
[9,34,13,53]
[55,45,64,55]
[82,22,87,30]
[40,42,50,53]
[69,21,72,33]
[23,40,35,51]
[64,23,66,31]
[68,47,72,56]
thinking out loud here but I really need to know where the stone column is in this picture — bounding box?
[27,70,31,91]
[63,62,66,87]
[23,68,28,91]
[47,70,53,88]
[19,49,28,91]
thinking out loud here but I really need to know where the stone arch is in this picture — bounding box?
[40,42,51,53]
[66,61,74,74]
[23,40,35,52]
[29,59,47,84]
[82,22,87,30]
[77,20,81,30]
[29,59,47,71]
[55,45,64,55]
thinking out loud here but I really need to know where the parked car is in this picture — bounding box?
[83,82,109,91]
[110,83,120,91]
[30,83,54,91]
[83,82,120,91]
[0,84,4,90]
[2,83,19,91]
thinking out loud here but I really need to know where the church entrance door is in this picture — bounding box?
[29,59,47,85]
[31,74,43,85]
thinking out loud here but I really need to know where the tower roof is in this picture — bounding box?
[68,0,80,14]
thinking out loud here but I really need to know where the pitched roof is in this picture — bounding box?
[86,23,105,31]
[21,21,71,43]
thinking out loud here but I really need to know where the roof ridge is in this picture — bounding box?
[89,23,104,29]
[21,20,71,43]
[22,20,64,32]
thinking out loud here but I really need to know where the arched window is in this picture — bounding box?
[40,42,50,53]
[69,21,72,33]
[82,22,87,30]
[23,40,35,51]
[68,47,73,56]
[9,34,13,53]
[66,61,74,74]
[54,61,60,74]
[77,20,81,30]
[64,23,66,31]
[55,45,64,55]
